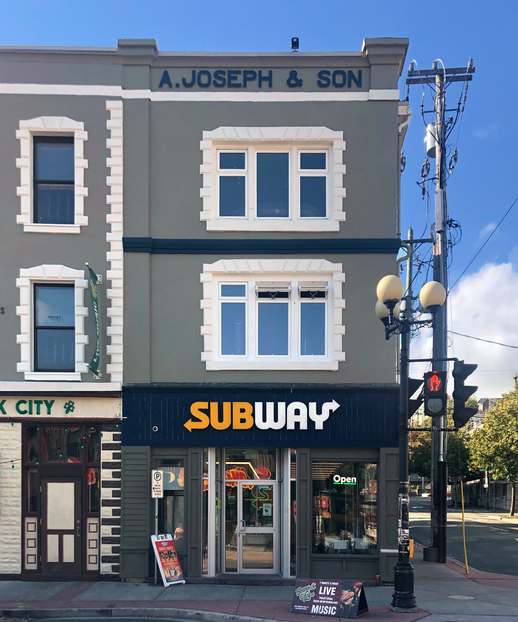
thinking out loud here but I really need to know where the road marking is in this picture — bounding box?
[449,595,475,600]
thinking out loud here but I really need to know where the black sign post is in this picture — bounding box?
[291,579,368,618]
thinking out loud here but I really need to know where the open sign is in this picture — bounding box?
[333,475,357,485]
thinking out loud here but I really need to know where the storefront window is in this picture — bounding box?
[215,447,222,574]
[87,467,100,512]
[202,454,208,574]
[225,448,276,480]
[42,426,83,462]
[225,482,238,572]
[26,467,38,512]
[290,448,297,575]
[312,461,377,555]
[87,427,101,463]
[26,426,40,462]
[157,459,185,555]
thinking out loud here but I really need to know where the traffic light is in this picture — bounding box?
[423,370,447,416]
[408,377,424,419]
[452,360,478,429]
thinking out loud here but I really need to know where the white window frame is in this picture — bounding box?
[201,259,345,371]
[200,127,346,232]
[16,265,89,381]
[16,116,88,234]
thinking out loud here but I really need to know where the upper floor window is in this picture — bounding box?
[220,282,327,358]
[17,116,88,234]
[34,137,75,225]
[201,259,345,371]
[200,127,346,232]
[34,284,75,372]
[17,265,89,381]
[217,149,329,220]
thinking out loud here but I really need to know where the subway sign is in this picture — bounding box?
[122,388,398,448]
[184,400,340,432]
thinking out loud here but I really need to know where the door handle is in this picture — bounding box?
[76,519,81,538]
[240,519,245,531]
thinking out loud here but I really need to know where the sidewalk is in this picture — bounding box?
[2,547,518,622]
[446,506,518,523]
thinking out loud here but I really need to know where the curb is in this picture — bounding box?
[1,608,274,622]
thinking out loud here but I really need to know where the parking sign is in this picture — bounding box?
[152,470,164,498]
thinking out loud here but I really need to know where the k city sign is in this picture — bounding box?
[122,387,398,448]
[0,396,122,420]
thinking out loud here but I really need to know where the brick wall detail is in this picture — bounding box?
[0,422,22,574]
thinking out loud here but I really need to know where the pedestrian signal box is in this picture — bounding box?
[423,370,447,416]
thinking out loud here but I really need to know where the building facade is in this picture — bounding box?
[0,37,410,583]
[0,47,124,579]
[118,38,409,582]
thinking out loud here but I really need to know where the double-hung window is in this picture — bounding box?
[34,284,75,372]
[17,265,89,381]
[34,137,75,224]
[16,116,88,233]
[201,259,345,371]
[200,127,346,232]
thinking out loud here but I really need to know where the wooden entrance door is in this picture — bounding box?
[41,476,82,574]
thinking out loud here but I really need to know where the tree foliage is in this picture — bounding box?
[409,399,474,481]
[469,387,518,515]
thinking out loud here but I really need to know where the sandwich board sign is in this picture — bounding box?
[291,579,368,618]
[151,534,185,587]
[151,470,164,498]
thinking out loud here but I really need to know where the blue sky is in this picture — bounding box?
[2,0,516,395]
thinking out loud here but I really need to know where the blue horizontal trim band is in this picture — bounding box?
[123,237,401,254]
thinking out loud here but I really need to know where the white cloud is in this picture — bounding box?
[410,262,518,398]
[472,124,499,140]
[508,246,518,268]
[479,222,497,241]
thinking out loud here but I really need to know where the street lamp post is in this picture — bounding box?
[375,274,446,612]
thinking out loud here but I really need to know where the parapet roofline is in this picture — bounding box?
[0,45,364,58]
[0,37,409,60]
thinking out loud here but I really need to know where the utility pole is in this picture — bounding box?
[407,60,475,563]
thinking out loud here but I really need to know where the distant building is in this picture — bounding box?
[469,397,499,430]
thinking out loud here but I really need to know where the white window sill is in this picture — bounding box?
[203,219,342,232]
[22,224,81,234]
[24,372,82,382]
[205,360,339,371]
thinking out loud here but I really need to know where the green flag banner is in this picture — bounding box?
[87,265,101,376]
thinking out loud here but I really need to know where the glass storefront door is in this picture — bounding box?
[225,481,277,573]
[223,448,278,574]
[239,482,276,573]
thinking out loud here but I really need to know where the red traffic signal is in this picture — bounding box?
[425,372,444,393]
[424,370,447,416]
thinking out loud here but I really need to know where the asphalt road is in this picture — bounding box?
[410,496,518,576]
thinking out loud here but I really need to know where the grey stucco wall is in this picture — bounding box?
[0,94,112,381]
[123,252,397,384]
[0,39,407,386]
[121,99,400,241]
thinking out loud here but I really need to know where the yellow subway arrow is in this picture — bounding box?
[184,418,209,432]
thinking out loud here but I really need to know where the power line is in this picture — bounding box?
[449,194,518,293]
[449,330,518,349]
